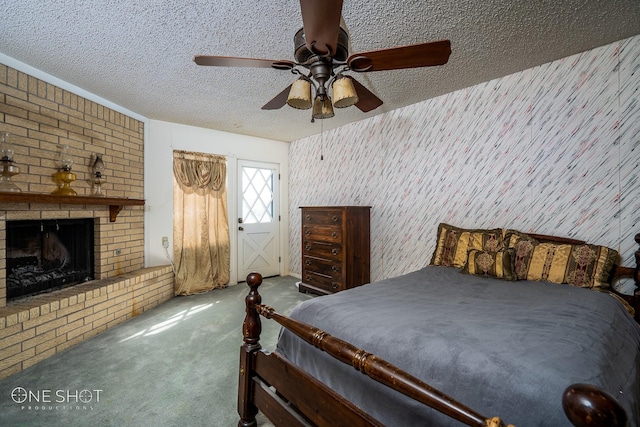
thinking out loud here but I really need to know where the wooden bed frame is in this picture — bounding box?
[238,233,640,427]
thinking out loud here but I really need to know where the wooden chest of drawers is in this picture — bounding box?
[300,206,370,295]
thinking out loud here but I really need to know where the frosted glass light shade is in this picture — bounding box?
[92,154,105,177]
[59,144,73,171]
[286,78,312,109]
[332,76,359,108]
[0,131,14,162]
[312,96,334,119]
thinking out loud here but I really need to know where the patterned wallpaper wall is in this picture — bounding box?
[289,35,640,293]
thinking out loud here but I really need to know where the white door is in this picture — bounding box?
[237,160,280,281]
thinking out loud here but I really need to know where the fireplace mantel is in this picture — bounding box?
[0,193,145,222]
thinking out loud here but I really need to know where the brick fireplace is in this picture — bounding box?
[0,63,174,379]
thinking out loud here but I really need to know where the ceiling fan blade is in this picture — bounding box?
[348,40,451,72]
[349,76,383,113]
[299,0,343,56]
[261,84,293,110]
[194,55,294,70]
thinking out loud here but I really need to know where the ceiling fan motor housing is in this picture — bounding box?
[294,27,349,63]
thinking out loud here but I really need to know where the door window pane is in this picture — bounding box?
[242,167,274,224]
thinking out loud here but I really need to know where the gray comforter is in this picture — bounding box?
[276,266,640,426]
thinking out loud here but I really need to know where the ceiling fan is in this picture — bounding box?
[194,0,451,121]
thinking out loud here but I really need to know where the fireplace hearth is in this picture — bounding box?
[6,219,94,300]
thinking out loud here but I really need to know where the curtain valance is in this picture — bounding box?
[173,150,226,192]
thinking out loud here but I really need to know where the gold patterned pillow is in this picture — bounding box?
[503,230,539,280]
[430,223,503,268]
[503,229,538,249]
[524,243,618,289]
[462,249,518,281]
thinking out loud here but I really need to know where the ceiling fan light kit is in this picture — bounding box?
[332,75,359,108]
[287,77,313,110]
[312,95,335,120]
[194,0,451,121]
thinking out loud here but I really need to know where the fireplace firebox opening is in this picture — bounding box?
[6,219,95,301]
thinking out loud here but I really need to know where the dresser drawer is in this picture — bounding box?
[302,240,342,260]
[303,256,342,278]
[301,209,343,226]
[303,225,342,242]
[302,270,343,292]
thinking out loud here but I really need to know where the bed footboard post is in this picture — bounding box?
[562,383,627,427]
[238,272,263,427]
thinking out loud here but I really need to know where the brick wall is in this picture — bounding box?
[0,65,144,198]
[0,63,174,379]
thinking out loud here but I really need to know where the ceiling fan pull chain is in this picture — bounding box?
[320,124,324,161]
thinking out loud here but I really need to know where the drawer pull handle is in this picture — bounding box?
[305,245,312,251]
[305,229,311,235]
[331,266,339,272]
[332,215,339,222]
[305,260,311,265]
[305,215,311,221]
[331,248,339,255]
[331,282,338,290]
[331,231,338,238]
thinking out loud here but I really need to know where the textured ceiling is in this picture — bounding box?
[2,1,640,142]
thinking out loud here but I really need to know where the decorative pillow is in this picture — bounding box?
[430,223,503,268]
[503,230,539,280]
[503,229,539,249]
[461,249,518,281]
[523,243,619,289]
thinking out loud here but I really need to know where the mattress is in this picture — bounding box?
[276,266,640,426]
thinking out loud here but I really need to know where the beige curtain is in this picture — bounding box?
[173,150,230,295]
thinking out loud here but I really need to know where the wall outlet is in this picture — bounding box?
[162,236,169,248]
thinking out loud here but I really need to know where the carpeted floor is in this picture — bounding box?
[0,275,313,427]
